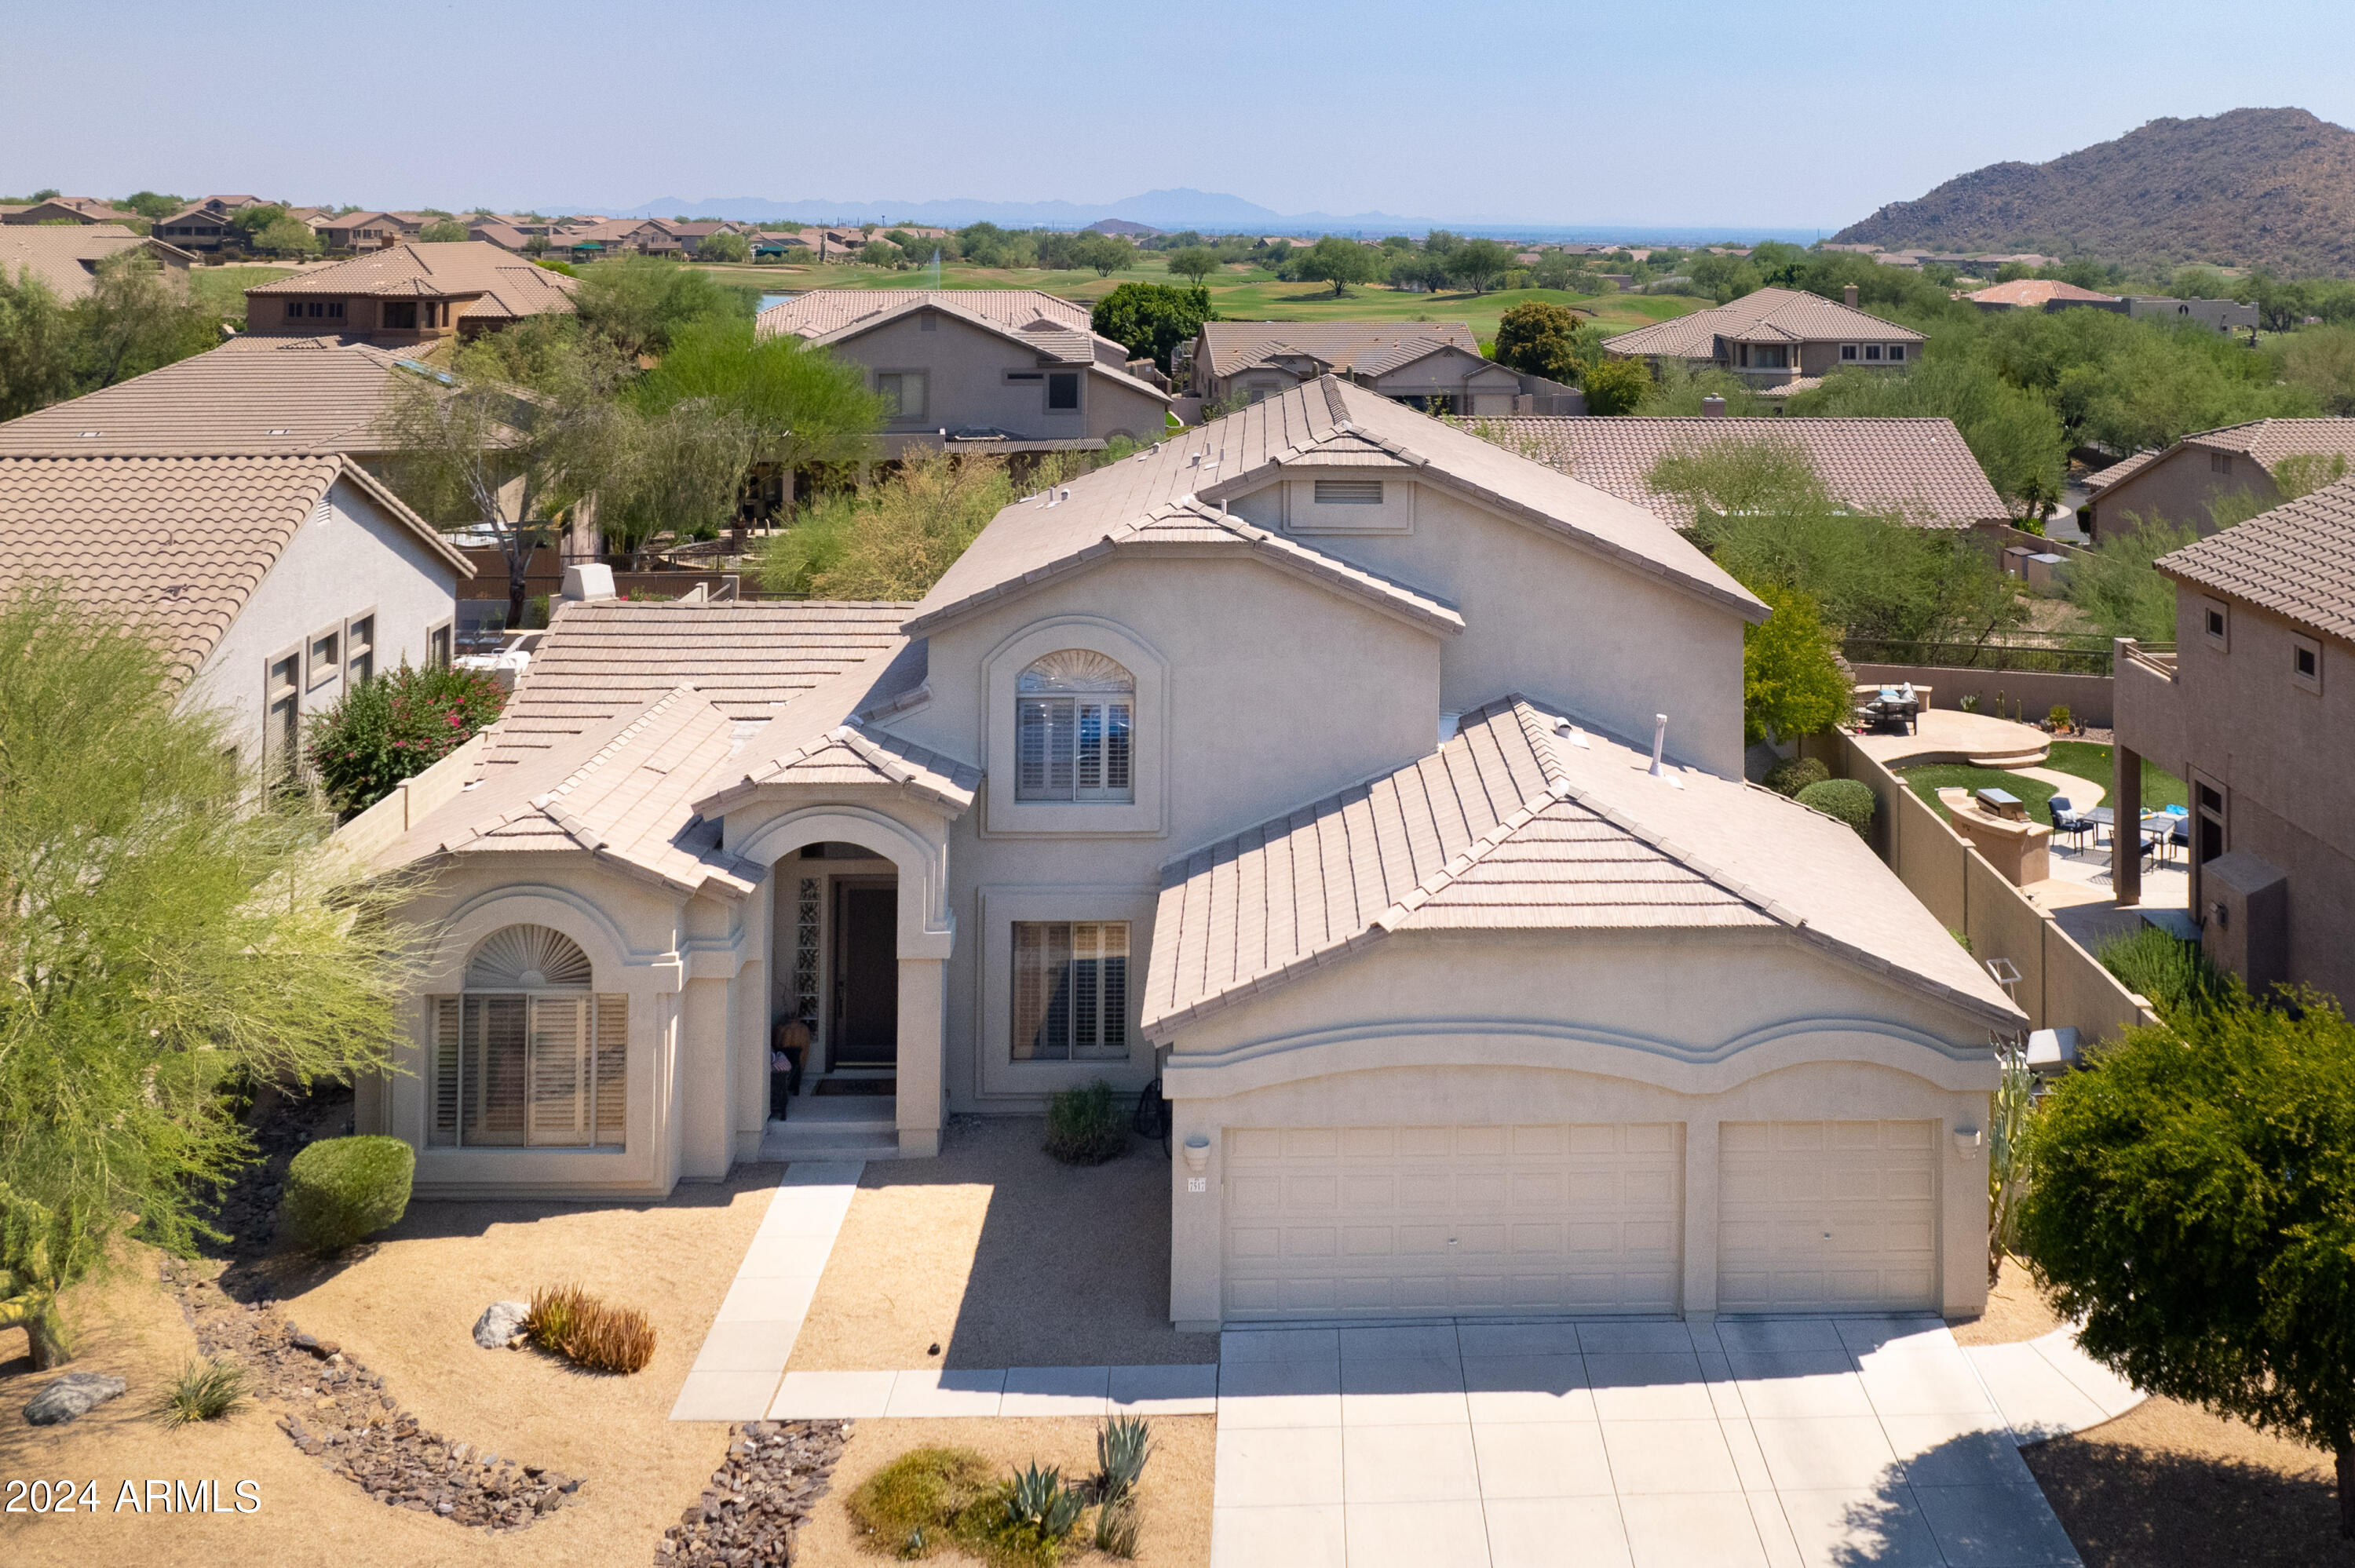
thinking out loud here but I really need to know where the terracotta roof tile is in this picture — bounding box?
[1604,287,1924,359]
[1198,321,1481,381]
[2156,472,2355,641]
[0,339,415,456]
[245,242,576,323]
[1,225,195,303]
[758,288,1092,340]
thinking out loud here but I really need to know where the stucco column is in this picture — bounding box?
[895,957,946,1158]
[1680,1118,1719,1323]
[1944,1101,1994,1318]
[733,957,769,1164]
[1168,1098,1222,1332]
[679,976,733,1180]
[2112,742,2142,906]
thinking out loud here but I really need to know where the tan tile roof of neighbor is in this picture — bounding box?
[1966,279,2121,308]
[907,377,1765,636]
[2156,474,2355,641]
[1604,288,1924,359]
[1484,416,2006,529]
[1198,320,1480,381]
[379,685,763,901]
[2085,420,2355,498]
[1141,697,2025,1037]
[487,599,913,768]
[0,339,414,455]
[757,288,1092,340]
[0,453,469,671]
[2082,447,2165,494]
[0,224,194,302]
[244,242,578,323]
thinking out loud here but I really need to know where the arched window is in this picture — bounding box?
[429,924,626,1150]
[1016,651,1134,803]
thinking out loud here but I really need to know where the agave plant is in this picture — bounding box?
[1096,1415,1153,1504]
[1004,1460,1081,1537]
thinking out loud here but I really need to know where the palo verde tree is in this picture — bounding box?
[1164,246,1220,286]
[1739,583,1852,746]
[2017,993,2355,1535]
[0,585,413,1366]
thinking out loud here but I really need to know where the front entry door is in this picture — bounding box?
[833,881,898,1068]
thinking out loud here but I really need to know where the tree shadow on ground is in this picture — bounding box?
[2021,1432,2344,1568]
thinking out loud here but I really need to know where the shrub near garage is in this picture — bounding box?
[278,1135,414,1253]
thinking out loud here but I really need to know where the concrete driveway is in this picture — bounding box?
[1209,1316,2105,1568]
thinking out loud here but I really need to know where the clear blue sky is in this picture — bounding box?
[10,0,2355,228]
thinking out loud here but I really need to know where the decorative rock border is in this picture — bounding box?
[654,1419,848,1564]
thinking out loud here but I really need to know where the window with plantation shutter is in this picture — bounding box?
[1015,651,1134,803]
[1012,921,1130,1060]
[429,927,627,1150]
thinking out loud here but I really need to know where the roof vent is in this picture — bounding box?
[268,427,290,436]
[80,430,99,438]
[560,563,617,603]
[1647,713,1683,789]
[1554,719,1590,749]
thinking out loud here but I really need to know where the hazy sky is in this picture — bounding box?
[10,0,2355,227]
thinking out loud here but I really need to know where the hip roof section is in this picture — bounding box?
[0,339,415,456]
[1605,287,1925,359]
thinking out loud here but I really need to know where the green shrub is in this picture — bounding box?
[2098,926,2221,1015]
[1763,755,1829,798]
[157,1357,247,1428]
[848,1446,995,1559]
[278,1135,414,1253]
[1795,778,1876,837]
[2048,704,2073,731]
[1092,1416,1154,1556]
[1044,1080,1129,1165]
[304,661,505,815]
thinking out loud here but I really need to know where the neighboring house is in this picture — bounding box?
[152,195,269,252]
[1,196,138,226]
[466,221,535,253]
[1604,286,1925,395]
[1,224,195,301]
[0,452,470,771]
[1488,414,2009,530]
[1963,279,2123,312]
[657,219,747,257]
[356,377,2019,1327]
[1964,281,2259,333]
[2112,476,2355,1004]
[757,290,1172,457]
[752,231,814,257]
[1189,321,1583,414]
[2124,296,2258,334]
[243,242,579,346]
[555,219,674,258]
[2081,418,2355,542]
[321,212,423,251]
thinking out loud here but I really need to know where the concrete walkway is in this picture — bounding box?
[1209,1316,2133,1568]
[669,1161,862,1421]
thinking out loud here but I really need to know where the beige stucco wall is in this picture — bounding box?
[1156,928,1999,1327]
[1228,474,1746,776]
[2090,449,2276,542]
[828,311,1164,444]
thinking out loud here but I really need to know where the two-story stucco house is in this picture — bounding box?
[2112,476,2355,1005]
[243,242,579,348]
[0,452,471,771]
[360,377,2019,1328]
[1604,286,1924,397]
[1188,322,1583,415]
[2081,418,2355,545]
[756,290,1173,459]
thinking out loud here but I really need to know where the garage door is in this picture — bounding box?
[1222,1124,1682,1319]
[1717,1121,1939,1313]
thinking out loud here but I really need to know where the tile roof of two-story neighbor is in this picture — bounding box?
[757,287,1093,341]
[2155,472,2355,641]
[1603,286,1925,361]
[0,452,469,672]
[0,337,421,458]
[243,242,578,328]
[1481,415,2009,530]
[1,224,197,303]
[1193,320,1483,384]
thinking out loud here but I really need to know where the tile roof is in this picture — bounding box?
[2182,418,2355,469]
[1197,320,1480,381]
[757,288,1092,340]
[0,224,193,303]
[1965,279,2121,308]
[381,686,763,901]
[1481,416,2006,530]
[1604,288,1925,359]
[0,338,416,456]
[485,599,912,769]
[244,242,578,323]
[2155,473,2355,641]
[907,377,1765,635]
[0,453,469,671]
[1141,696,2024,1037]
[2081,446,2164,494]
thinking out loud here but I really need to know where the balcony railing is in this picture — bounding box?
[2116,638,2178,680]
[1844,632,2119,676]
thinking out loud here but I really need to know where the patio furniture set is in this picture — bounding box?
[2047,797,2189,865]
[1854,682,1923,735]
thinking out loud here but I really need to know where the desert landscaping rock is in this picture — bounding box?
[653,1419,847,1566]
[23,1371,128,1426]
[473,1300,530,1349]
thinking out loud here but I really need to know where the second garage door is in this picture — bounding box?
[1222,1123,1683,1319]
[1716,1120,1940,1313]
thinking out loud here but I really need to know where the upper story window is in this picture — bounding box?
[1886,343,1906,362]
[2210,451,2234,475]
[877,370,926,421]
[2201,596,2229,651]
[2292,633,2323,694]
[1015,651,1134,802]
[1046,371,1080,411]
[1840,344,1858,361]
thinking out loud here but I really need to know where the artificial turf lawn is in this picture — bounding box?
[1898,741,2185,827]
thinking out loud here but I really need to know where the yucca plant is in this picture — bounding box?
[158,1357,248,1428]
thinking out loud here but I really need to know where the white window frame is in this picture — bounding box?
[977,884,1156,1096]
[2291,632,2323,695]
[428,990,627,1150]
[1840,343,1858,361]
[427,619,453,666]
[1015,673,1135,804]
[1863,344,1883,361]
[981,617,1167,837]
[1887,343,1907,362]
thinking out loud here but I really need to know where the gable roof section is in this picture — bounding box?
[487,599,912,768]
[0,338,415,455]
[2,225,193,302]
[1141,697,2023,1038]
[758,288,1093,340]
[246,242,578,323]
[1199,320,1479,381]
[1604,288,1925,359]
[907,378,1763,636]
[1967,279,2120,308]
[2181,418,2355,471]
[381,685,761,900]
[2082,446,2165,494]
[0,452,469,671]
[1487,416,2006,530]
[2156,474,2355,642]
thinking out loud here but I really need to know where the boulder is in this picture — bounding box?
[24,1372,127,1427]
[473,1300,531,1349]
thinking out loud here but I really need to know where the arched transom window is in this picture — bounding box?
[1016,651,1134,803]
[429,924,626,1150]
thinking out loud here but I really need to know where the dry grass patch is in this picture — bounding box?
[524,1284,657,1374]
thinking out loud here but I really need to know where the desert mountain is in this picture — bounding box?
[1833,108,2355,273]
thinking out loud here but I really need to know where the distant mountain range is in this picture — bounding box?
[1832,108,2355,272]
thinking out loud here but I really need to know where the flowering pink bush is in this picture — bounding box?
[305,662,505,814]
